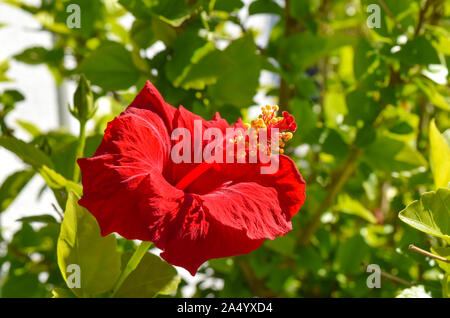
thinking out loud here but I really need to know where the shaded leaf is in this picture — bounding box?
[0,169,34,213]
[17,214,58,224]
[78,42,140,90]
[364,136,427,172]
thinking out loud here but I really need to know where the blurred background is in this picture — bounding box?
[0,0,449,298]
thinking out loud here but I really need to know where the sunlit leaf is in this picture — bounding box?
[336,194,377,224]
[429,119,450,189]
[399,188,450,241]
[57,191,121,297]
[114,251,180,298]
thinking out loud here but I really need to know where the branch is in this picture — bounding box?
[377,0,406,33]
[298,147,362,246]
[363,263,414,287]
[409,244,450,264]
[414,0,433,37]
[236,259,277,297]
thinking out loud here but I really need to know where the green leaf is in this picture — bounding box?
[396,36,440,66]
[280,32,355,78]
[415,79,450,111]
[51,287,76,298]
[323,90,347,128]
[165,30,216,89]
[399,188,450,241]
[180,36,261,106]
[14,46,64,65]
[321,129,349,158]
[78,42,140,90]
[353,39,387,89]
[345,90,381,125]
[0,169,34,213]
[336,194,377,224]
[364,136,427,172]
[290,98,317,136]
[119,0,197,27]
[114,252,180,298]
[16,214,58,224]
[429,120,450,189]
[214,0,244,12]
[334,234,369,275]
[290,0,316,18]
[57,191,121,297]
[16,120,41,138]
[248,0,282,15]
[279,32,327,74]
[207,36,261,106]
[1,272,44,298]
[442,274,450,298]
[0,136,54,170]
[264,233,296,257]
[1,89,24,107]
[39,166,82,196]
[130,19,156,49]
[430,247,450,274]
[0,137,78,194]
[0,59,11,82]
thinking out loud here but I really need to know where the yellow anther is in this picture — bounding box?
[284,132,293,141]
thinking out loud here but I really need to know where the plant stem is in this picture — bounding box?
[362,263,414,287]
[298,147,362,246]
[73,120,86,183]
[409,244,450,263]
[236,258,276,297]
[414,0,433,37]
[110,241,152,297]
[377,0,406,33]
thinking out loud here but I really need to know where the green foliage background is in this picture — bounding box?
[0,0,449,298]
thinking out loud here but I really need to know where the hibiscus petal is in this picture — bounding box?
[79,81,306,276]
[152,190,267,275]
[78,107,180,240]
[168,105,230,184]
[129,81,177,131]
[152,157,304,275]
[186,155,306,217]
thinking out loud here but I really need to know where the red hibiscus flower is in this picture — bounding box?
[77,81,306,275]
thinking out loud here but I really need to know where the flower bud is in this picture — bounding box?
[70,74,95,123]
